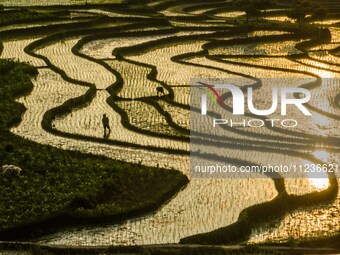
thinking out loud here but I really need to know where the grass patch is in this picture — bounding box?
[233,17,324,39]
[0,9,57,26]
[0,59,188,238]
[71,0,123,3]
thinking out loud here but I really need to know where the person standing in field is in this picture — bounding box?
[102,113,111,138]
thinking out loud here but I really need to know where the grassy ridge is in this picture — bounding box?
[0,59,188,239]
[1,242,339,255]
[0,9,57,26]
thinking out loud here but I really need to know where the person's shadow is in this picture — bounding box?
[102,113,111,139]
[103,129,111,139]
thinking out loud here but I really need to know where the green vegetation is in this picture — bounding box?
[234,0,331,39]
[71,0,123,3]
[287,0,328,32]
[255,0,276,28]
[312,6,328,29]
[0,59,188,238]
[1,241,339,255]
[235,0,277,27]
[0,9,56,26]
[235,0,261,27]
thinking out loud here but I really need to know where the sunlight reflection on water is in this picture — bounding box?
[308,151,330,190]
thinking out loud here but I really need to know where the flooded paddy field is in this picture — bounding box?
[0,0,339,249]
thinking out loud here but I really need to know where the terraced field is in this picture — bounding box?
[0,0,340,248]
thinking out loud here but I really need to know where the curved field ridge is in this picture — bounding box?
[0,0,339,247]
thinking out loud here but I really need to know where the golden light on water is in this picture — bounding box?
[311,112,331,136]
[315,69,335,79]
[307,150,330,190]
[310,81,332,134]
[308,172,329,190]
[313,150,329,161]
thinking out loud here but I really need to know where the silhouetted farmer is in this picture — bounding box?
[156,86,165,97]
[102,114,111,137]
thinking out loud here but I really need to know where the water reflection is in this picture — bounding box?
[308,173,329,190]
[311,112,331,136]
[313,150,329,162]
[308,151,330,190]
